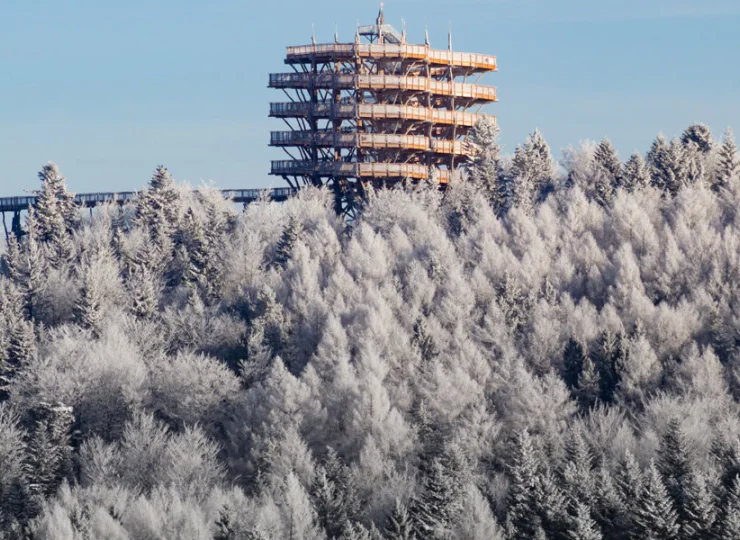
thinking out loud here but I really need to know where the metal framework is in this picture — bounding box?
[269,6,497,215]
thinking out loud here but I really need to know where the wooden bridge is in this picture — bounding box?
[0,187,295,239]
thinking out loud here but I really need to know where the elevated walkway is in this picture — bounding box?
[270,130,475,156]
[271,161,451,183]
[269,102,490,128]
[269,73,497,104]
[0,188,294,214]
[284,43,497,74]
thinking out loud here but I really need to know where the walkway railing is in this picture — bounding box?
[284,43,497,72]
[269,102,490,128]
[269,73,497,102]
[0,188,295,213]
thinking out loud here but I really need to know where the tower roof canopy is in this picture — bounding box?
[358,4,402,43]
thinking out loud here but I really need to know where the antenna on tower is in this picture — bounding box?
[448,21,452,51]
[401,19,407,44]
[377,2,384,43]
[425,20,430,47]
[311,24,316,45]
[355,20,360,44]
[335,24,339,43]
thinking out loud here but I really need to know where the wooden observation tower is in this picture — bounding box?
[269,5,497,215]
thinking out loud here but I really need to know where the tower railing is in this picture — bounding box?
[269,73,497,102]
[269,102,490,127]
[285,43,497,71]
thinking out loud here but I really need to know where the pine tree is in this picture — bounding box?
[468,116,505,211]
[648,137,694,195]
[506,429,542,539]
[680,123,713,155]
[657,419,692,518]
[385,499,415,540]
[592,466,629,540]
[621,152,651,192]
[680,470,716,539]
[590,331,626,404]
[615,450,643,537]
[562,428,596,508]
[0,279,35,399]
[510,129,554,213]
[410,443,468,539]
[338,521,374,540]
[716,128,739,190]
[633,462,679,540]
[312,466,345,538]
[563,338,586,390]
[274,216,303,269]
[26,419,60,499]
[75,267,104,337]
[575,356,601,410]
[412,317,438,362]
[135,165,180,248]
[33,163,68,244]
[717,474,740,539]
[568,502,603,540]
[594,138,622,183]
[174,208,208,291]
[536,465,571,539]
[128,265,160,320]
[593,170,615,208]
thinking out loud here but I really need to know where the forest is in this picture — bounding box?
[1,121,740,539]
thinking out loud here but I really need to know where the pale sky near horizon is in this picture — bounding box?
[1,0,739,196]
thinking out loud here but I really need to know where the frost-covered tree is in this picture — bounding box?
[468,116,506,212]
[593,138,621,184]
[621,152,651,192]
[716,128,739,190]
[510,129,554,213]
[634,462,680,540]
[385,499,414,540]
[135,165,180,248]
[568,502,602,540]
[680,123,713,155]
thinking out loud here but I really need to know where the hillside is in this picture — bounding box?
[1,123,740,539]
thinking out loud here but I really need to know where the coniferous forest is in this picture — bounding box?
[2,121,740,539]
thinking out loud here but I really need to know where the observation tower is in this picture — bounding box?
[269,5,497,214]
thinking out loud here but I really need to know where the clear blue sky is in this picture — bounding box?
[1,0,739,196]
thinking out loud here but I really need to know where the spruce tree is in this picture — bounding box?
[135,165,180,248]
[575,356,601,410]
[716,128,739,190]
[410,443,468,539]
[680,123,713,155]
[717,474,740,539]
[75,265,104,336]
[592,466,629,540]
[657,419,692,518]
[621,152,651,192]
[506,429,542,539]
[590,331,625,404]
[312,466,345,539]
[615,450,643,537]
[633,462,679,540]
[385,499,414,540]
[593,170,615,208]
[510,129,554,213]
[568,502,603,540]
[563,338,586,390]
[562,428,596,508]
[680,470,716,539]
[594,138,622,184]
[468,116,505,211]
[274,216,303,269]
